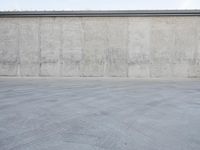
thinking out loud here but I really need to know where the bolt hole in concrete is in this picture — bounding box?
[0,78,200,150]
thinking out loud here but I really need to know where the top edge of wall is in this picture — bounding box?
[0,10,200,17]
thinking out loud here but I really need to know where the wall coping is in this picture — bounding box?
[0,10,200,17]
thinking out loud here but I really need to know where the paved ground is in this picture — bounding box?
[0,78,200,150]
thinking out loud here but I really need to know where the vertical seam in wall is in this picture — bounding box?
[194,18,199,77]
[80,17,85,77]
[38,17,42,76]
[149,18,153,78]
[104,18,109,77]
[105,18,110,77]
[54,17,59,77]
[197,18,200,66]
[194,19,198,64]
[147,18,152,78]
[60,18,63,77]
[17,19,20,76]
[171,18,175,77]
[126,17,130,77]
[80,17,84,77]
[197,18,200,77]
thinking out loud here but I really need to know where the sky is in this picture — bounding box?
[0,0,200,11]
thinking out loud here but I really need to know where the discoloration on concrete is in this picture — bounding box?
[81,18,107,77]
[128,18,151,78]
[40,18,61,76]
[61,18,83,77]
[0,78,200,150]
[106,18,128,77]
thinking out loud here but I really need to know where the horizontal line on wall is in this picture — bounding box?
[0,10,200,17]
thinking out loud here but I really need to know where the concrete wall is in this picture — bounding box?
[0,16,200,78]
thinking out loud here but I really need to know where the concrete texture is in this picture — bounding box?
[19,18,40,76]
[0,16,200,77]
[0,78,200,150]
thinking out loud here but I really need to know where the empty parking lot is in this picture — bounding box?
[0,78,200,150]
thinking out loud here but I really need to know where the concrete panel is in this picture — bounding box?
[173,17,197,61]
[197,17,200,56]
[0,18,18,76]
[194,17,200,78]
[128,18,151,78]
[40,18,61,76]
[81,18,107,77]
[150,18,175,77]
[61,18,83,76]
[105,18,128,77]
[173,17,198,78]
[19,18,40,76]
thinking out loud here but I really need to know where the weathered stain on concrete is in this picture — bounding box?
[0,78,200,150]
[0,16,200,77]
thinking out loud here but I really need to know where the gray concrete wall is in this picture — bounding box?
[0,16,200,78]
